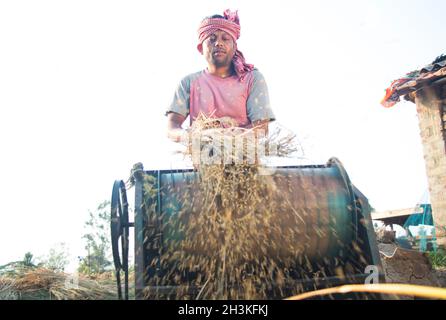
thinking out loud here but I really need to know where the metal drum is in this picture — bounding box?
[111,158,384,299]
[157,166,353,261]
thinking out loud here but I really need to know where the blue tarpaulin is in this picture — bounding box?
[403,203,437,252]
[403,204,434,228]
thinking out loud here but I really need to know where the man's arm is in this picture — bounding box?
[246,70,275,135]
[167,112,187,142]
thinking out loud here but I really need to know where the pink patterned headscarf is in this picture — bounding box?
[197,9,254,82]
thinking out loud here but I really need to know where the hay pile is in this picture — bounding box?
[144,114,321,299]
[0,267,118,300]
[177,113,300,165]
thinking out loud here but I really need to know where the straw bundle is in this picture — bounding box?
[177,113,301,166]
[0,267,118,300]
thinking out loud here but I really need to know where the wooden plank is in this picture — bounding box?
[372,207,423,220]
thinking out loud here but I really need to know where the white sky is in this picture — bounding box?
[0,0,444,270]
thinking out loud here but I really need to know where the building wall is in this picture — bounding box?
[415,84,446,243]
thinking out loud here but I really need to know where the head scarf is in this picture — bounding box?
[197,9,254,82]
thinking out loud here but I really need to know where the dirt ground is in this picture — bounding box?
[378,242,446,299]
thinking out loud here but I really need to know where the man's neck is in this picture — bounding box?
[207,64,234,78]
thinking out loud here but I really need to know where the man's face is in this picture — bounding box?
[201,30,236,68]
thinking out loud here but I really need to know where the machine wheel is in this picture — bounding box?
[111,180,134,299]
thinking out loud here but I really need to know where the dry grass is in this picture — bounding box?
[0,278,18,300]
[0,267,118,300]
[176,113,302,165]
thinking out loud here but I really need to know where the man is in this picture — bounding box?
[165,9,275,143]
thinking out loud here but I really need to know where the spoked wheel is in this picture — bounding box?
[111,180,134,300]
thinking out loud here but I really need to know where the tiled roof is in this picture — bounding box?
[381,54,446,108]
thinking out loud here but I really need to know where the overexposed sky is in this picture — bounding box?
[0,0,444,269]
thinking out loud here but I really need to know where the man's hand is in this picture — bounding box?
[167,128,188,143]
[248,119,270,136]
[167,112,187,143]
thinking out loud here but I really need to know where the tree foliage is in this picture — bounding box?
[41,242,70,272]
[22,252,36,267]
[78,201,112,274]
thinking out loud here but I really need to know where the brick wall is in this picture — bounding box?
[415,85,446,242]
